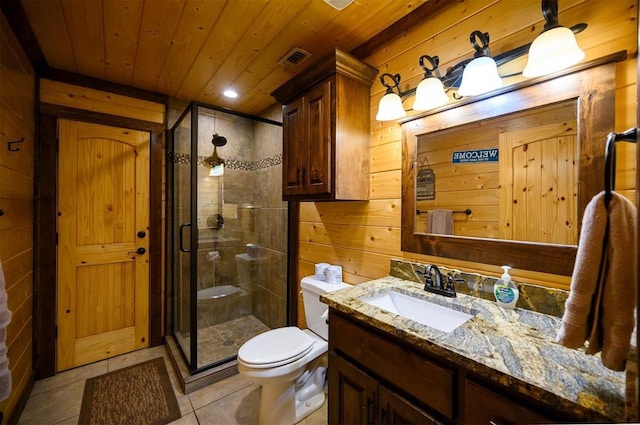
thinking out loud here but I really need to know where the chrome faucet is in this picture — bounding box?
[422,265,463,298]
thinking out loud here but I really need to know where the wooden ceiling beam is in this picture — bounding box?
[0,0,47,72]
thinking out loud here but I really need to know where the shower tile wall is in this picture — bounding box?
[168,100,287,335]
[251,105,288,329]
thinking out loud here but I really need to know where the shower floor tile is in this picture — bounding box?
[175,314,270,367]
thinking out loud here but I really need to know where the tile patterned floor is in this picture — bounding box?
[175,315,271,368]
[17,345,328,425]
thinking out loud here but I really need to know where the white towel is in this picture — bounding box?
[556,191,638,371]
[0,259,11,400]
[427,209,454,235]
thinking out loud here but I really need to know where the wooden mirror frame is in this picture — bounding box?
[401,53,624,276]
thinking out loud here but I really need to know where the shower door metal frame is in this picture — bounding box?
[167,102,205,373]
[168,101,288,375]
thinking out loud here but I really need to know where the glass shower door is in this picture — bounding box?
[171,106,194,366]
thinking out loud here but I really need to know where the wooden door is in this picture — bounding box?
[282,98,304,196]
[328,352,377,425]
[378,385,437,425]
[57,119,150,371]
[499,122,578,245]
[304,80,332,196]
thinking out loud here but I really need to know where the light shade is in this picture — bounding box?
[522,27,585,78]
[458,56,502,96]
[413,77,449,111]
[376,92,407,121]
[209,163,224,176]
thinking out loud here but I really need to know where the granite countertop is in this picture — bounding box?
[321,276,626,422]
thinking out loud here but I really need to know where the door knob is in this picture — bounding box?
[128,247,146,255]
[137,231,146,238]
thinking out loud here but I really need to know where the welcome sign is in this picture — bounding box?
[451,148,499,163]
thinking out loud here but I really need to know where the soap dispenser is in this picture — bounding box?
[494,265,519,309]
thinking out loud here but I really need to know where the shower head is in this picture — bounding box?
[212,133,227,146]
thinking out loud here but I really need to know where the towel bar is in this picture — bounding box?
[416,208,472,216]
[604,128,637,206]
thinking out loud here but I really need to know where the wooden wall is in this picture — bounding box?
[0,11,35,423]
[297,0,638,326]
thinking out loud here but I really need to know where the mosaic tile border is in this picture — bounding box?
[389,258,569,318]
[168,152,282,171]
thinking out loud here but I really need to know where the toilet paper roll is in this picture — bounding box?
[315,263,330,281]
[325,265,343,284]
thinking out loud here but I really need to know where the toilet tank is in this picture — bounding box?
[301,276,350,340]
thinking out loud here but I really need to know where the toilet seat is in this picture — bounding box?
[238,327,314,369]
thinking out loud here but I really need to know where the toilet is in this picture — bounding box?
[237,276,349,425]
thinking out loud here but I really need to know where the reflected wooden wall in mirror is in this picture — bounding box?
[401,56,621,276]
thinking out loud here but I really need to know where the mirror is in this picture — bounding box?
[415,100,578,245]
[401,55,621,275]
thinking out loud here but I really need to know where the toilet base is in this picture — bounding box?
[294,391,325,423]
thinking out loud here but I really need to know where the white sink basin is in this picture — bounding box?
[361,290,474,332]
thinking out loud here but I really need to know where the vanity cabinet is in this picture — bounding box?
[463,379,553,424]
[271,48,377,201]
[328,310,569,424]
[329,352,437,425]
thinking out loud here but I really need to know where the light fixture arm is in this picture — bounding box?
[470,31,491,58]
[419,55,442,79]
[542,0,560,30]
[379,72,417,100]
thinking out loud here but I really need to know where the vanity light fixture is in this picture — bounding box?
[375,73,407,121]
[412,55,450,111]
[457,31,503,96]
[522,0,585,77]
[375,0,586,121]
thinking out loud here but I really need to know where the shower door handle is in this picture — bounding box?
[179,223,191,253]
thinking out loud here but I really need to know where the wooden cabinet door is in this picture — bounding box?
[303,80,332,196]
[282,98,305,196]
[463,379,553,424]
[378,385,439,425]
[57,120,150,371]
[329,352,377,425]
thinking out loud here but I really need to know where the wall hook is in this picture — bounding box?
[8,137,24,152]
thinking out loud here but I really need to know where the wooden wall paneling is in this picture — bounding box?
[153,0,226,95]
[131,0,184,91]
[0,9,35,422]
[370,142,401,173]
[59,0,105,80]
[299,199,401,227]
[299,222,401,255]
[298,241,391,280]
[370,170,402,199]
[39,79,165,124]
[103,0,143,84]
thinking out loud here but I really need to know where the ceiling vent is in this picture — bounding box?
[277,47,312,68]
[323,0,355,10]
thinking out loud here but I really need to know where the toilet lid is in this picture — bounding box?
[238,327,314,367]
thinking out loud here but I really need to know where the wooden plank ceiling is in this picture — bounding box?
[20,0,433,115]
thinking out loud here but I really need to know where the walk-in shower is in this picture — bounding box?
[167,102,287,374]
